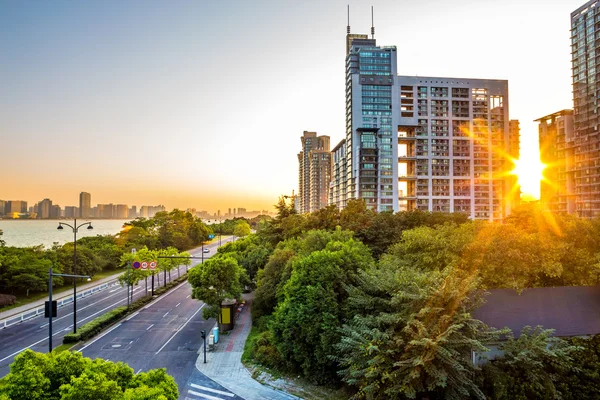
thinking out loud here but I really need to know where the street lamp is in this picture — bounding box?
[57,218,93,334]
[48,267,90,352]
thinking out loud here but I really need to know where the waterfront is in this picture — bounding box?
[0,219,131,248]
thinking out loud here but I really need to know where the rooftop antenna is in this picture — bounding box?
[347,5,350,34]
[371,6,375,39]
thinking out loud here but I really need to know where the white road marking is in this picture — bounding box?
[125,312,139,321]
[155,304,205,354]
[78,323,122,352]
[186,294,191,299]
[163,311,169,318]
[0,336,48,363]
[175,302,181,308]
[190,383,234,397]
[187,389,222,400]
[136,369,142,374]
[40,286,141,328]
[146,324,154,331]
[143,280,189,309]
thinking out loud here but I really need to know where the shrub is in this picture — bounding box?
[0,294,16,307]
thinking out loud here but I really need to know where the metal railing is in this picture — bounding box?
[0,279,121,330]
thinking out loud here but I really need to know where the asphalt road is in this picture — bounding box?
[0,237,234,379]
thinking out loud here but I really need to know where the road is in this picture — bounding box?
[0,237,234,379]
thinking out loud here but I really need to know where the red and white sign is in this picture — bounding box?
[141,262,148,270]
[149,261,157,270]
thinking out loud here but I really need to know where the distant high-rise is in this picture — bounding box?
[6,200,27,214]
[79,192,91,218]
[537,110,575,214]
[571,1,600,217]
[51,204,61,219]
[65,206,78,218]
[38,198,53,219]
[298,131,331,213]
[0,200,5,216]
[115,204,128,219]
[129,206,137,218]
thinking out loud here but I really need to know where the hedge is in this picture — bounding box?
[63,273,191,344]
[0,294,16,307]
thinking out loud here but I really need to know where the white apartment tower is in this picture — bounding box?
[395,77,514,220]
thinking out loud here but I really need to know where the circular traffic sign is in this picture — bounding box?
[149,261,157,270]
[141,262,148,269]
[132,261,141,269]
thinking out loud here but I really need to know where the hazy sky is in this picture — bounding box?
[0,0,584,212]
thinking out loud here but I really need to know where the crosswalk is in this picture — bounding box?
[184,382,238,400]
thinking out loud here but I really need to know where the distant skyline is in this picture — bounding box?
[1,1,585,207]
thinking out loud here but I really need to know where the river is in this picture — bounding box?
[0,219,132,248]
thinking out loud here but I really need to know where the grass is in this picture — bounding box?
[52,343,76,354]
[0,269,122,313]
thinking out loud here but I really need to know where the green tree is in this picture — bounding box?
[339,199,374,233]
[233,220,251,238]
[0,350,178,400]
[336,266,491,400]
[270,238,373,384]
[480,326,579,400]
[188,255,247,320]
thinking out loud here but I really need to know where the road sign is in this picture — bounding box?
[131,248,136,254]
[141,262,148,270]
[44,301,57,318]
[208,234,215,239]
[132,261,141,269]
[149,261,157,270]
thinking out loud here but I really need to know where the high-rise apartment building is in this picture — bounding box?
[329,139,347,208]
[115,204,128,219]
[571,1,600,217]
[6,201,27,214]
[79,192,91,218]
[65,206,78,218]
[394,77,514,220]
[343,30,399,212]
[0,200,5,216]
[298,131,331,213]
[537,110,576,214]
[37,198,53,219]
[129,206,137,218]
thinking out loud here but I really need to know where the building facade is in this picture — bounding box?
[6,200,27,214]
[79,192,91,218]
[537,110,576,214]
[344,33,399,212]
[571,1,600,217]
[329,139,347,208]
[394,77,514,220]
[297,131,331,213]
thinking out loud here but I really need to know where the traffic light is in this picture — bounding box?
[201,329,206,340]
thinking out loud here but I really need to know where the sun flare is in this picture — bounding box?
[511,158,546,200]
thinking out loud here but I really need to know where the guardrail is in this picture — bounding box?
[0,279,121,330]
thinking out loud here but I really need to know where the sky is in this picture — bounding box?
[0,0,585,212]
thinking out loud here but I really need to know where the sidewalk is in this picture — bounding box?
[0,272,122,321]
[195,293,300,400]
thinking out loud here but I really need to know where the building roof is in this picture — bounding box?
[473,285,600,337]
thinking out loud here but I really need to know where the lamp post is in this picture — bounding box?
[57,218,93,333]
[48,267,90,352]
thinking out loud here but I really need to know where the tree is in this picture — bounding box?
[188,255,247,320]
[336,266,492,400]
[339,199,374,233]
[0,350,178,400]
[0,229,5,247]
[270,237,374,384]
[480,326,579,400]
[233,220,251,238]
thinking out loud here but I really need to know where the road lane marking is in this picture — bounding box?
[0,336,48,363]
[146,324,154,330]
[187,389,222,400]
[78,323,122,353]
[39,286,140,328]
[136,369,142,374]
[186,294,191,299]
[190,384,234,397]
[163,311,169,318]
[155,304,205,354]
[143,280,189,309]
[175,302,181,308]
[126,312,139,321]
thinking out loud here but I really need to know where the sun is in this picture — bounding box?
[511,158,546,200]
